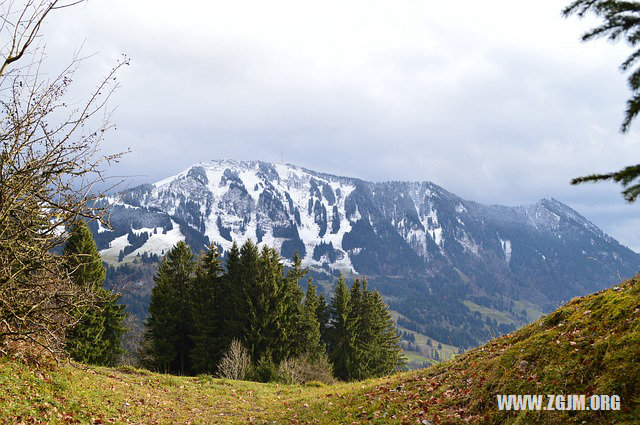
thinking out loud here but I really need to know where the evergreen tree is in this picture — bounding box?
[316,292,330,350]
[140,241,194,374]
[346,278,365,379]
[328,276,404,380]
[96,289,127,366]
[237,239,260,353]
[64,221,125,366]
[190,244,223,374]
[219,242,244,348]
[299,277,323,359]
[64,221,106,289]
[245,245,290,364]
[329,274,355,380]
[358,280,405,377]
[563,1,640,200]
[283,252,308,358]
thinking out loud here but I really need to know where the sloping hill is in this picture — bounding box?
[1,276,639,424]
[287,276,640,424]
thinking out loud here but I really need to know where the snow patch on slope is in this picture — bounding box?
[100,234,130,262]
[127,220,184,259]
[500,238,512,263]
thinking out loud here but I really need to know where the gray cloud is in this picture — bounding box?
[34,0,640,250]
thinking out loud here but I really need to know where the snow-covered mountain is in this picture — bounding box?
[94,159,640,347]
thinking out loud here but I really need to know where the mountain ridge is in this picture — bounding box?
[95,159,640,352]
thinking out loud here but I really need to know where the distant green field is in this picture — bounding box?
[391,310,460,368]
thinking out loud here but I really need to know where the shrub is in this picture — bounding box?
[251,355,279,383]
[277,353,335,385]
[216,339,251,380]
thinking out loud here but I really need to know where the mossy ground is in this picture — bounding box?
[2,277,639,424]
[290,276,640,424]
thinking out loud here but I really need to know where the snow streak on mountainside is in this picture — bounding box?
[93,159,640,312]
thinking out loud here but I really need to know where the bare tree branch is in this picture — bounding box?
[0,0,128,359]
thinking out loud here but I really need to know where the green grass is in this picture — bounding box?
[2,277,639,424]
[286,276,640,424]
[0,358,366,424]
[512,299,544,322]
[391,310,461,365]
[463,299,543,326]
[463,300,517,325]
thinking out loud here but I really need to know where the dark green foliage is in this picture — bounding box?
[358,281,405,377]
[244,245,289,363]
[299,278,323,359]
[251,355,279,383]
[571,164,640,202]
[64,221,105,290]
[137,238,401,382]
[140,241,194,374]
[329,276,404,380]
[316,293,331,350]
[219,242,244,347]
[64,221,126,366]
[329,274,355,380]
[190,244,223,374]
[564,1,640,200]
[283,252,309,358]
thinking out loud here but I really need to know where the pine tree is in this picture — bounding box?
[96,288,127,366]
[346,278,365,379]
[327,275,404,380]
[299,277,323,359]
[140,241,194,374]
[64,221,106,289]
[219,242,244,348]
[245,245,290,364]
[190,244,223,374]
[329,274,355,380]
[563,1,640,200]
[283,252,308,358]
[238,240,260,352]
[316,292,330,350]
[358,281,405,377]
[64,221,125,366]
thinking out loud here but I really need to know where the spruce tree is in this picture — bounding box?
[316,292,330,350]
[245,245,290,364]
[64,221,105,289]
[329,274,355,380]
[219,242,244,348]
[283,252,308,358]
[64,221,125,366]
[347,278,366,380]
[238,240,260,351]
[358,280,405,377]
[96,289,127,366]
[140,241,194,374]
[563,1,640,200]
[190,244,223,374]
[327,275,404,380]
[299,277,323,359]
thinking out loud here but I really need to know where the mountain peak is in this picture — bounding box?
[95,160,640,350]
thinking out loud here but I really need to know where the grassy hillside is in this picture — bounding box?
[2,276,639,424]
[291,275,640,424]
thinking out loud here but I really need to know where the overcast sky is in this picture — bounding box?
[36,0,640,251]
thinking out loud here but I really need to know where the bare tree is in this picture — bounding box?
[0,0,127,359]
[217,339,251,380]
